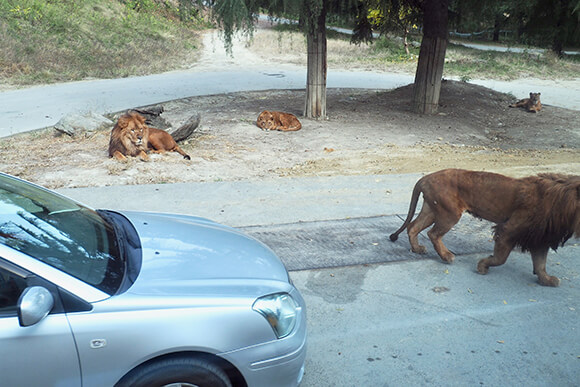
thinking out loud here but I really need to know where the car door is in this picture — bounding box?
[0,261,82,387]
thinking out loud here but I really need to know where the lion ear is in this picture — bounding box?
[116,116,128,129]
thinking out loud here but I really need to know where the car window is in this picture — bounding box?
[0,174,124,295]
[0,266,27,316]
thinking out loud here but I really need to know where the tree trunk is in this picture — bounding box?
[493,15,501,42]
[412,0,449,114]
[411,36,447,114]
[403,26,410,55]
[304,4,327,119]
[551,0,570,57]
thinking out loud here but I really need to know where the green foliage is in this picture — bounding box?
[449,0,580,55]
[210,0,256,54]
[0,0,205,85]
[124,0,160,12]
[371,35,419,59]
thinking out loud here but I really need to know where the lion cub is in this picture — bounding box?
[509,92,542,113]
[108,111,190,161]
[257,111,302,131]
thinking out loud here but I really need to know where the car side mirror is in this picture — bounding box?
[17,286,54,327]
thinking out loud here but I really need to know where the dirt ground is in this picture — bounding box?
[1,28,579,189]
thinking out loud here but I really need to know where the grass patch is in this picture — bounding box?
[1,5,578,88]
[444,43,580,81]
[0,0,207,86]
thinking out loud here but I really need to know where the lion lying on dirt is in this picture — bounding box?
[390,169,580,287]
[509,92,542,113]
[256,110,302,131]
[108,111,191,161]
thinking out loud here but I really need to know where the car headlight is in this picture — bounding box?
[253,293,298,339]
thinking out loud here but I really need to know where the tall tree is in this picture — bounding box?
[205,0,455,117]
[412,0,449,114]
[352,0,450,114]
[450,0,580,56]
[303,0,328,117]
[352,0,422,55]
[525,0,579,56]
[202,0,358,119]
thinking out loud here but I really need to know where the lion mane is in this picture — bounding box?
[256,111,302,132]
[509,92,542,113]
[108,111,150,161]
[389,169,580,287]
[500,173,580,252]
[108,111,190,161]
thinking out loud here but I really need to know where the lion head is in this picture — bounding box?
[529,92,541,106]
[257,111,275,130]
[108,111,150,161]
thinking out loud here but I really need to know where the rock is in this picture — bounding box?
[54,112,113,136]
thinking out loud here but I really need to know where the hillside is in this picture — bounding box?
[0,0,204,87]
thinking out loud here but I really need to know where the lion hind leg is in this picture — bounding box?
[427,215,461,263]
[285,120,302,131]
[407,203,435,254]
[531,247,560,287]
[509,99,527,108]
[277,116,302,131]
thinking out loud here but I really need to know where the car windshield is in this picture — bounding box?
[0,174,123,294]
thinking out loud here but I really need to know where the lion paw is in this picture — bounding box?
[411,245,427,254]
[538,275,560,287]
[440,253,455,263]
[477,259,489,275]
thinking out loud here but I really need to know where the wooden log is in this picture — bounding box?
[169,113,201,142]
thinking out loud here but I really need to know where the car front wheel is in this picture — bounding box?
[115,356,233,387]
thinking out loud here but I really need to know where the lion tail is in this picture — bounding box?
[389,181,423,242]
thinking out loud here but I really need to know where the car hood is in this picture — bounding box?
[118,211,290,294]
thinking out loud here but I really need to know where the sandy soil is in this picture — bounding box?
[1,27,578,189]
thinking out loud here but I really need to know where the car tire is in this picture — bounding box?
[116,356,233,387]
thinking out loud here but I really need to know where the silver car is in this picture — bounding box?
[0,173,306,386]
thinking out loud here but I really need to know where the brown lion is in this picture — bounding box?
[509,92,542,113]
[389,169,580,287]
[108,111,190,161]
[257,111,302,132]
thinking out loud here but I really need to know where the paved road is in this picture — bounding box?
[58,174,580,387]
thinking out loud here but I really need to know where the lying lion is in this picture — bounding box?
[257,110,302,132]
[509,92,542,113]
[390,169,580,287]
[108,111,190,161]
